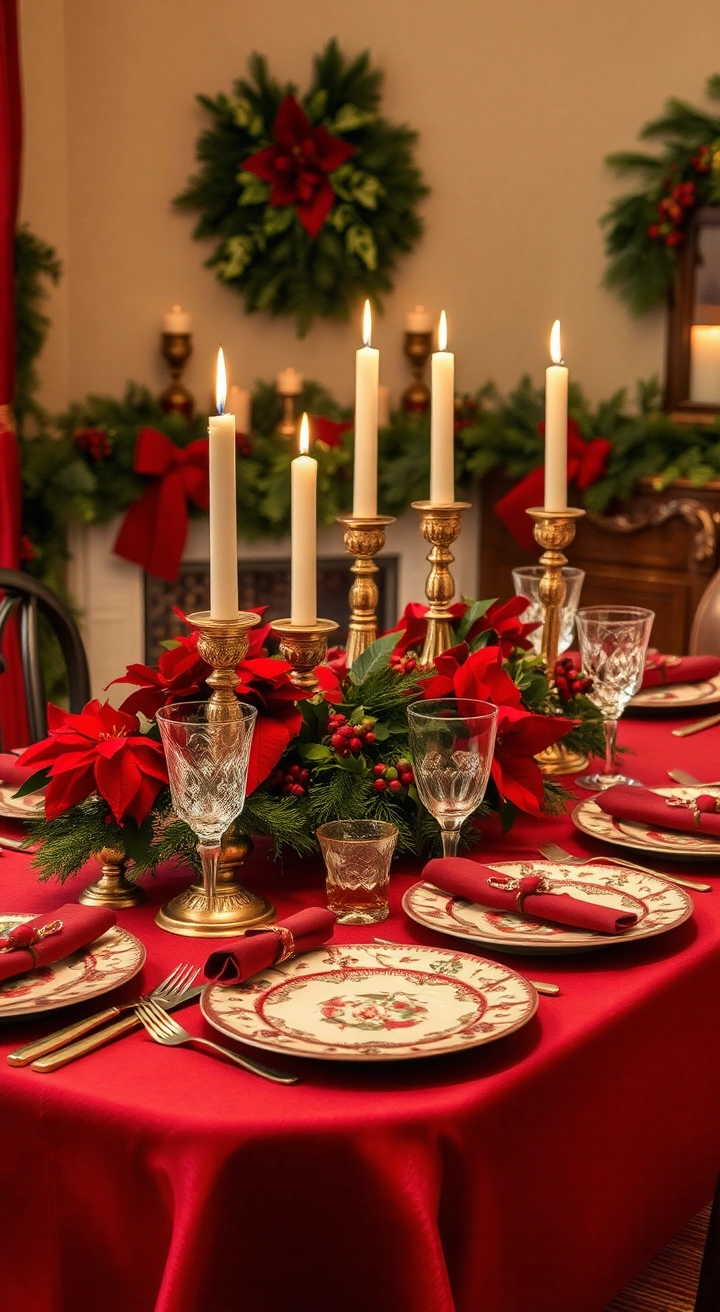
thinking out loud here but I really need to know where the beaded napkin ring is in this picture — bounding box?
[666,794,720,830]
[486,874,551,913]
[253,924,296,963]
[0,918,63,965]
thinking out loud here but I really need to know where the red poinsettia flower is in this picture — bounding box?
[422,645,574,815]
[17,701,168,824]
[388,598,537,659]
[244,96,356,239]
[311,415,354,449]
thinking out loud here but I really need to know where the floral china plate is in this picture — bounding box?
[572,786,720,859]
[402,860,692,956]
[629,673,720,709]
[201,941,538,1062]
[0,785,43,821]
[0,916,146,1019]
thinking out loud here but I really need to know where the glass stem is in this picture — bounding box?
[441,824,462,858]
[603,719,618,776]
[198,842,221,910]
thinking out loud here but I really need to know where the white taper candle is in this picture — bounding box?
[544,320,569,511]
[208,347,239,620]
[291,413,317,625]
[430,311,455,504]
[353,300,379,517]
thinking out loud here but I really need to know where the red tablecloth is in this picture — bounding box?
[1,714,720,1312]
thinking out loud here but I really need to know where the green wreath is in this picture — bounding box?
[602,74,720,315]
[175,39,428,336]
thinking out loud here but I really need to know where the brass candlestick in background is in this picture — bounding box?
[412,501,471,666]
[276,390,299,437]
[271,619,339,692]
[526,506,588,777]
[337,515,395,668]
[155,608,274,938]
[160,331,194,418]
[80,847,146,910]
[402,330,433,413]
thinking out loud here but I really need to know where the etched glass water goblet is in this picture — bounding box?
[407,698,498,857]
[574,606,654,791]
[156,700,257,911]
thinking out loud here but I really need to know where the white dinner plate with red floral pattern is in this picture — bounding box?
[0,915,146,1018]
[629,673,720,709]
[572,786,720,859]
[402,860,693,956]
[201,941,538,1061]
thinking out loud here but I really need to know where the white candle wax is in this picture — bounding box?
[209,347,239,620]
[277,367,303,396]
[378,384,391,428]
[353,300,379,517]
[430,311,455,504]
[690,325,720,403]
[291,414,317,625]
[227,384,251,435]
[163,304,191,333]
[544,320,568,511]
[405,305,432,333]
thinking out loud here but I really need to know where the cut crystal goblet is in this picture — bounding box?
[407,698,498,857]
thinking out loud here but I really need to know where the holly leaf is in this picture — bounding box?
[349,633,398,686]
[300,743,333,762]
[454,598,494,643]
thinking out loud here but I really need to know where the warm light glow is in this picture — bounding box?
[215,346,227,414]
[550,319,562,365]
[363,299,372,347]
[172,303,182,314]
[299,412,310,455]
[438,310,448,353]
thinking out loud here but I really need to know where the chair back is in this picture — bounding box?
[0,569,90,743]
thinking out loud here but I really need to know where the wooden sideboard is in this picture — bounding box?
[479,472,720,654]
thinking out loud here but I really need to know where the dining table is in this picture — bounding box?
[2,711,720,1312]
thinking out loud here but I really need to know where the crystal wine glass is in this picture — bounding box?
[156,700,257,910]
[407,698,498,857]
[574,606,654,791]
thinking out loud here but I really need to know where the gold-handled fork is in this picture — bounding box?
[671,711,720,738]
[135,996,299,1085]
[667,770,720,788]
[537,841,712,893]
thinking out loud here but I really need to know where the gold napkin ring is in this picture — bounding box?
[667,796,702,830]
[266,925,296,963]
[0,918,63,954]
[487,874,551,913]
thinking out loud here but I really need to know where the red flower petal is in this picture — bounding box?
[94,749,142,825]
[312,125,357,173]
[244,144,280,183]
[273,96,313,149]
[295,177,335,238]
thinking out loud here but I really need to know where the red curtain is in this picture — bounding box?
[0,0,29,747]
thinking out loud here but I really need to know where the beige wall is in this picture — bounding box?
[18,0,720,414]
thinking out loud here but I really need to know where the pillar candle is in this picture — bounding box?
[430,311,455,504]
[227,384,251,435]
[690,325,720,403]
[544,319,569,511]
[291,413,317,625]
[353,300,379,516]
[405,305,432,333]
[163,304,191,333]
[209,347,239,620]
[277,366,303,395]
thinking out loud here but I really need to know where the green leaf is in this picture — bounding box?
[454,597,494,642]
[300,743,333,762]
[349,632,398,685]
[331,103,376,133]
[13,768,50,798]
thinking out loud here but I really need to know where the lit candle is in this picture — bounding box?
[405,304,432,333]
[277,366,303,396]
[690,324,720,403]
[291,413,317,625]
[353,300,379,517]
[544,320,569,511]
[163,304,191,333]
[430,311,455,504]
[208,347,239,620]
[227,384,251,436]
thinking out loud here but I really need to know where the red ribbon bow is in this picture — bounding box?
[494,419,612,554]
[113,428,210,582]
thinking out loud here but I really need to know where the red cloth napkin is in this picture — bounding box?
[422,856,640,934]
[598,784,720,836]
[0,751,40,792]
[0,903,116,983]
[641,655,720,689]
[204,907,337,984]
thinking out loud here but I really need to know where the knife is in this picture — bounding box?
[26,985,205,1073]
[672,711,720,738]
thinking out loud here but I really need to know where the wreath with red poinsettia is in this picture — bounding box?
[175,39,428,336]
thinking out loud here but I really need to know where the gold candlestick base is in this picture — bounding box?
[186,610,261,721]
[412,501,471,666]
[79,848,146,909]
[160,331,194,418]
[271,618,339,692]
[534,742,589,777]
[337,515,395,669]
[276,392,299,437]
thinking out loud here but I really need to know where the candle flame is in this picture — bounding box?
[215,346,227,414]
[438,310,448,353]
[299,412,310,455]
[363,299,372,347]
[550,319,563,365]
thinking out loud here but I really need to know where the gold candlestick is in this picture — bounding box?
[337,515,395,668]
[526,506,588,777]
[276,391,299,437]
[402,330,433,413]
[155,608,275,938]
[80,847,146,909]
[160,331,194,418]
[412,501,471,666]
[271,619,339,692]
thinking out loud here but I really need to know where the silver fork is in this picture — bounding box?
[537,841,712,893]
[8,963,201,1067]
[668,770,720,788]
[135,996,299,1085]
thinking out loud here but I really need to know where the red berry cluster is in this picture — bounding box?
[554,657,593,703]
[372,758,414,793]
[327,712,376,757]
[390,653,417,675]
[268,763,311,796]
[74,427,112,461]
[648,175,698,247]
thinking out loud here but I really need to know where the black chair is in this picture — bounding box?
[695,1174,720,1311]
[0,569,90,743]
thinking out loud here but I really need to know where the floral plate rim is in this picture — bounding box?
[0,915,146,1018]
[629,672,720,709]
[572,786,720,860]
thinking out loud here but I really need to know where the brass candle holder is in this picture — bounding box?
[80,847,146,910]
[412,501,471,666]
[526,506,588,777]
[276,390,299,437]
[160,332,194,418]
[155,608,275,938]
[337,514,395,668]
[271,618,339,692]
[402,330,433,413]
